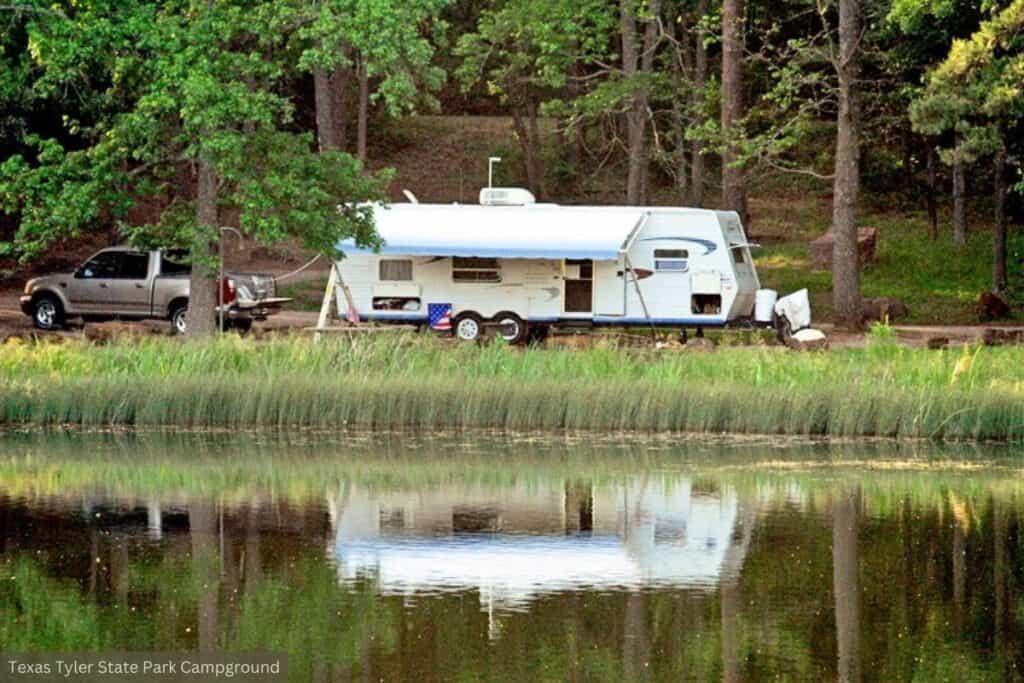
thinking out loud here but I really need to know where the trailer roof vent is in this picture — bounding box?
[479,187,536,206]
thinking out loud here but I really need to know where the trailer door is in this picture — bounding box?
[593,259,625,316]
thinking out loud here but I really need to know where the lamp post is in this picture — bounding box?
[488,157,502,188]
[218,227,243,333]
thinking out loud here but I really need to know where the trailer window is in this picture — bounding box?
[453,257,501,283]
[654,249,689,272]
[731,247,747,264]
[379,259,413,281]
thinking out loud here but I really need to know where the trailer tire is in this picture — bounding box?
[453,312,484,342]
[492,312,528,345]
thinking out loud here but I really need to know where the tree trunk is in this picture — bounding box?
[187,159,219,338]
[926,146,938,240]
[993,145,1008,293]
[314,68,341,153]
[638,0,660,204]
[691,0,708,207]
[833,488,862,683]
[511,105,542,198]
[357,56,369,164]
[952,154,967,248]
[670,14,689,203]
[830,0,863,328]
[721,0,747,221]
[621,0,644,205]
[330,61,351,151]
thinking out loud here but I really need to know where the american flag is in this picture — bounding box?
[428,303,452,331]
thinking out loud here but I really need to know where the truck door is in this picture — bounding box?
[67,251,121,313]
[109,251,153,315]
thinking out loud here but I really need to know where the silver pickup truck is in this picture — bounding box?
[20,246,290,333]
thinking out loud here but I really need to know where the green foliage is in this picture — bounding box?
[0,0,389,267]
[294,0,451,117]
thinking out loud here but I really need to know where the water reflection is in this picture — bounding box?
[0,433,1020,681]
[333,478,741,610]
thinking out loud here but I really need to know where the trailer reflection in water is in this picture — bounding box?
[331,478,753,627]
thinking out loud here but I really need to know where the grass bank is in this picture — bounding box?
[1,333,1023,439]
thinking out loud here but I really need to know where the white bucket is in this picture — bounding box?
[754,289,778,323]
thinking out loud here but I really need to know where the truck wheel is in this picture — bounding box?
[32,294,64,331]
[170,304,188,335]
[453,312,483,342]
[492,312,527,345]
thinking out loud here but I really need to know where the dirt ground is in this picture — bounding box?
[4,280,1022,349]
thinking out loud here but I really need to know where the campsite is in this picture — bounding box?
[2,0,1024,681]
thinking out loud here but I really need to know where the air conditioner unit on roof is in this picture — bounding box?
[479,187,536,206]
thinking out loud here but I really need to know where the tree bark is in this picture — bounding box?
[638,0,660,203]
[926,146,938,240]
[993,145,1008,293]
[187,159,219,338]
[621,0,644,205]
[357,56,369,164]
[833,488,862,683]
[952,154,967,248]
[511,105,543,198]
[830,0,863,328]
[314,69,340,153]
[330,62,351,151]
[669,14,689,203]
[691,0,708,207]
[721,0,747,221]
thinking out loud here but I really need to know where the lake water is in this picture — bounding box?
[0,432,1021,681]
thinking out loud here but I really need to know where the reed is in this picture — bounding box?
[1,333,1023,439]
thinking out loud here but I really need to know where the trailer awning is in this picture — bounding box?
[337,204,647,260]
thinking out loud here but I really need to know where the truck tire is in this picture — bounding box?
[492,312,527,345]
[31,293,64,331]
[170,303,188,335]
[231,318,253,334]
[453,312,483,342]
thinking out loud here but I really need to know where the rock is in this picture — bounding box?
[786,328,828,351]
[809,228,877,270]
[926,336,950,350]
[686,337,716,351]
[861,297,910,324]
[978,292,1012,322]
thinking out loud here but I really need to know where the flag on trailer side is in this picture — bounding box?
[428,303,452,331]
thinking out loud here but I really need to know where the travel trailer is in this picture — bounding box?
[334,188,780,343]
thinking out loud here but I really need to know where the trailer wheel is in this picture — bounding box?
[492,312,527,345]
[453,312,483,342]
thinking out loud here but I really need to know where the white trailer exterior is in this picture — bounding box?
[335,197,761,342]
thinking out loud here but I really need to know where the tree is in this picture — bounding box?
[911,0,1024,274]
[721,0,747,221]
[455,0,614,199]
[831,0,864,327]
[295,0,450,162]
[0,0,388,337]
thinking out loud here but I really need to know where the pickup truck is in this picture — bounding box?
[20,246,291,333]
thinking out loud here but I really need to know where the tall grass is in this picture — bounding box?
[1,334,1023,439]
